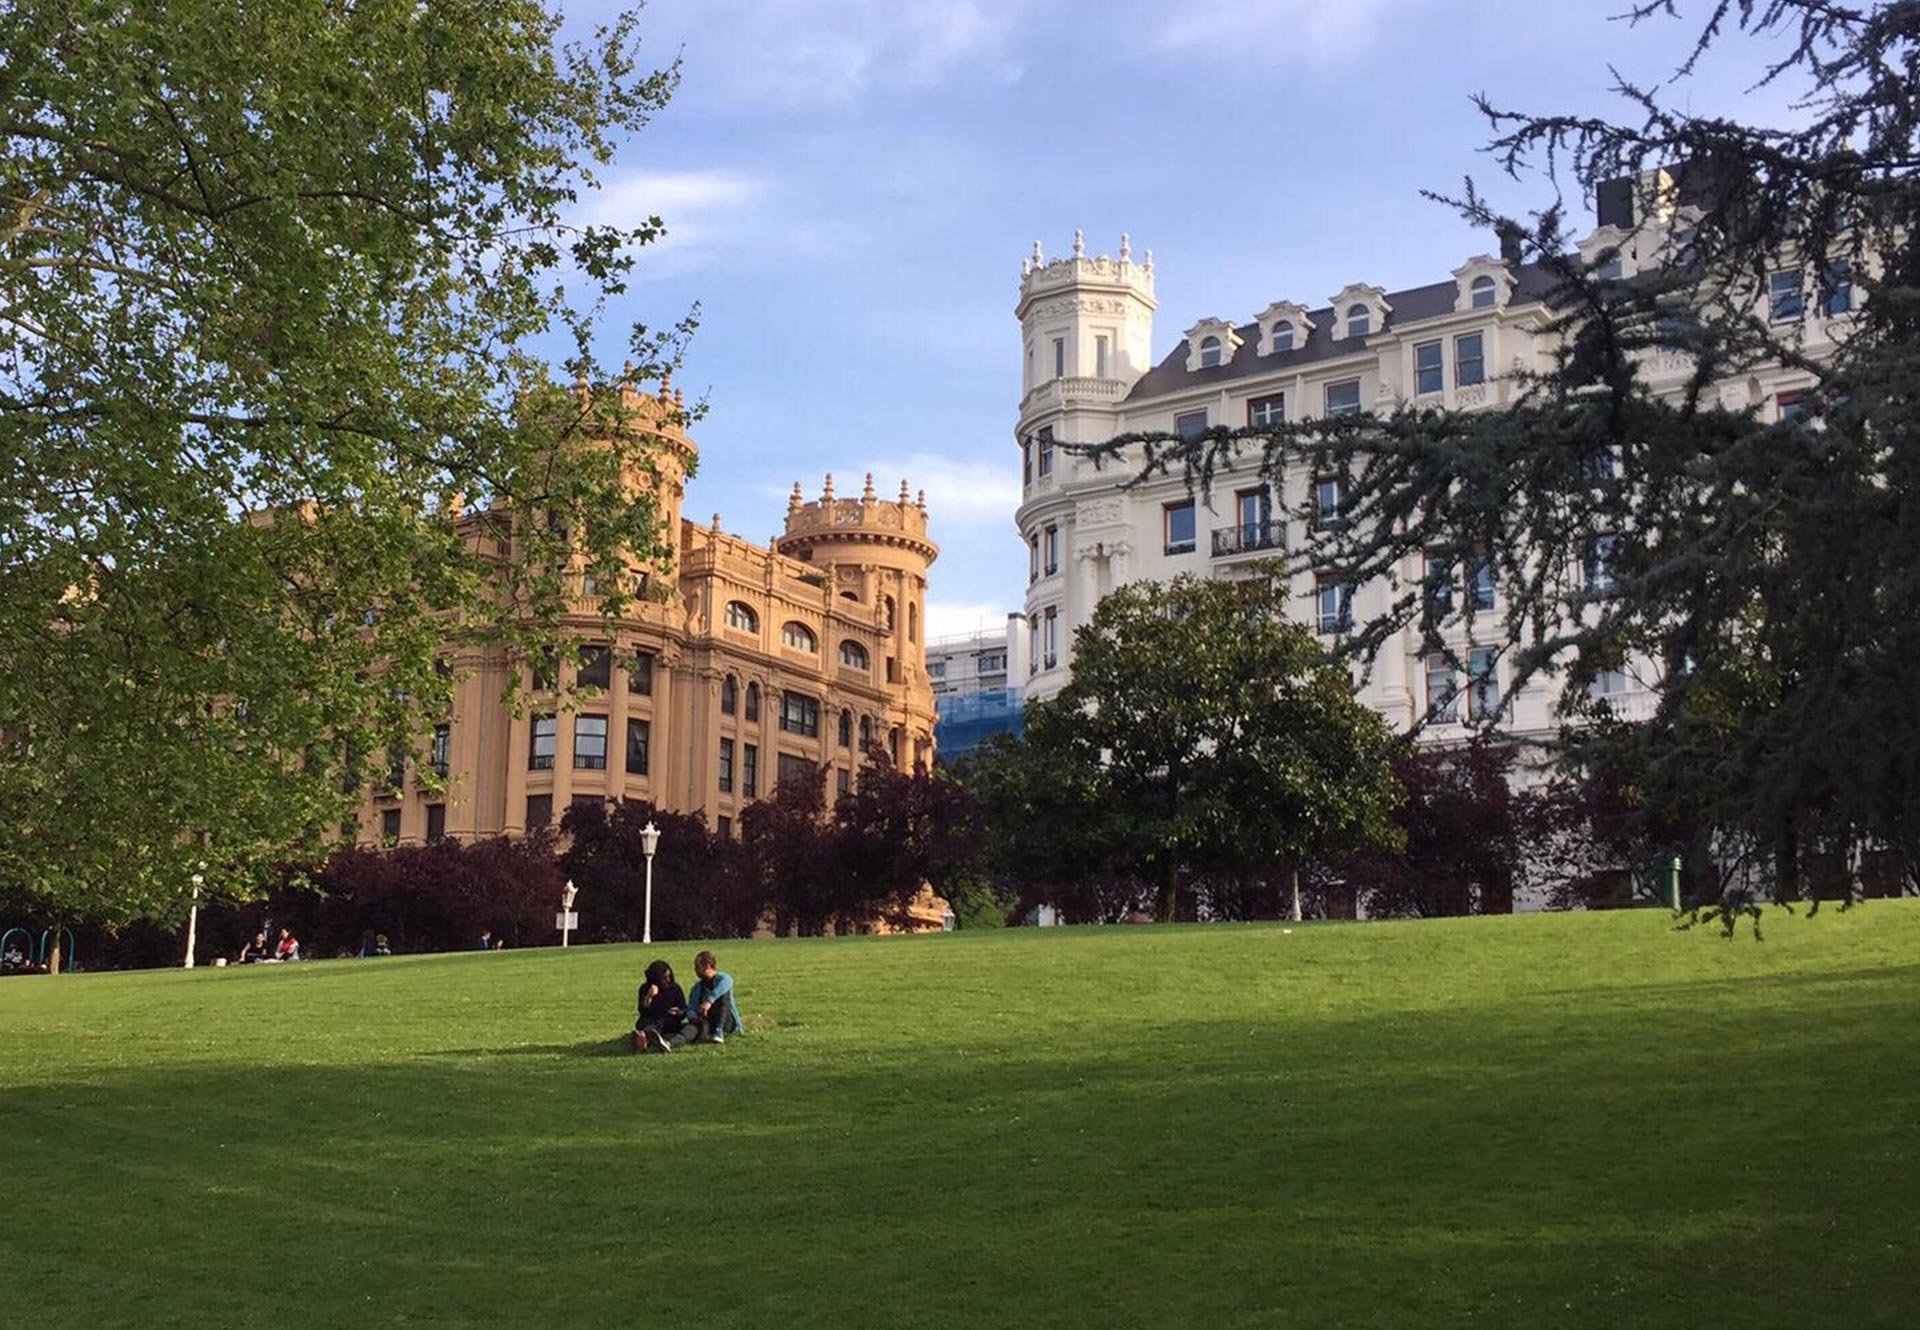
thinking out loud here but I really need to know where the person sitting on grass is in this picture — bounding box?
[238,930,269,964]
[682,950,741,1046]
[634,958,687,1054]
[273,927,301,962]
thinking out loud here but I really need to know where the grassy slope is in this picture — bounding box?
[1,905,1917,1328]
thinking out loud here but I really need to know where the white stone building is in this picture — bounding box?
[1013,176,1853,748]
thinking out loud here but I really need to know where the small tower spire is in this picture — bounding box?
[898,478,911,504]
[822,472,835,503]
[1072,228,1085,258]
[787,482,803,516]
[916,488,927,513]
[1031,239,1044,266]
[862,472,876,503]
[1119,232,1132,262]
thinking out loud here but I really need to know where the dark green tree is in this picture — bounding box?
[962,576,1401,921]
[1092,1,1920,910]
[0,1,688,925]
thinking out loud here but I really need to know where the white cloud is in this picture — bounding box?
[662,0,1036,108]
[854,451,1020,528]
[1149,0,1422,65]
[582,169,770,275]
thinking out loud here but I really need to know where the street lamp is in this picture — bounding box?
[184,864,206,969]
[560,878,579,948]
[640,820,662,944]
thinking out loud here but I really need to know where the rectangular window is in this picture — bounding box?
[532,648,558,692]
[928,660,948,680]
[430,723,451,777]
[837,769,851,798]
[1028,533,1040,584]
[1455,333,1484,387]
[380,808,402,844]
[717,815,732,840]
[1580,448,1618,482]
[1583,535,1619,594]
[1043,607,1058,668]
[1316,579,1353,635]
[1175,409,1209,440]
[980,653,1005,672]
[1044,525,1060,575]
[1022,441,1032,486]
[1236,488,1271,540]
[778,753,814,788]
[1325,379,1361,417]
[1096,334,1110,378]
[1469,648,1501,720]
[1469,553,1496,611]
[1590,666,1633,698]
[1770,270,1804,321]
[1164,500,1197,555]
[626,718,650,776]
[1414,341,1443,395]
[1038,426,1054,477]
[525,794,552,832]
[628,652,654,696]
[779,692,820,738]
[530,714,557,770]
[1821,260,1852,317]
[1053,337,1065,378]
[1030,618,1040,674]
[1313,476,1344,530]
[1426,654,1460,723]
[742,743,759,799]
[718,738,734,793]
[1778,391,1809,422]
[1424,552,1455,613]
[425,803,446,843]
[573,715,608,770]
[1248,394,1285,428]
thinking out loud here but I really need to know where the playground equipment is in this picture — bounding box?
[0,925,32,972]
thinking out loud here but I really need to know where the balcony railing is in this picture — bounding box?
[1211,521,1285,558]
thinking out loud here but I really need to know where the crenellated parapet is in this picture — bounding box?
[1017,230,1155,316]
[777,472,937,563]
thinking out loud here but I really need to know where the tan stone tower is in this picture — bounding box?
[776,473,939,766]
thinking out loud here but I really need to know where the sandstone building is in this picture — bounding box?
[358,385,939,847]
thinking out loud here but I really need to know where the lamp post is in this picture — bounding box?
[561,878,578,948]
[184,866,205,969]
[640,820,662,944]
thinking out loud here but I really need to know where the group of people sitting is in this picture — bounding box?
[634,950,740,1053]
[236,927,300,964]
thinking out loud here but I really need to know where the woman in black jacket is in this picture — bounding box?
[634,958,687,1053]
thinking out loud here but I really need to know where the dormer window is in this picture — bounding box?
[1452,259,1514,313]
[1183,318,1242,372]
[1345,304,1370,338]
[1254,302,1313,356]
[1572,228,1630,287]
[1329,285,1389,342]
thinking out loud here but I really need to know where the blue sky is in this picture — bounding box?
[565,0,1802,639]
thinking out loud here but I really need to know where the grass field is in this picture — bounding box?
[2,905,1917,1327]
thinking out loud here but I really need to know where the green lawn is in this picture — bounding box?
[2,905,1917,1327]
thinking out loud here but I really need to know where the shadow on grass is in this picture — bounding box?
[3,990,1915,1330]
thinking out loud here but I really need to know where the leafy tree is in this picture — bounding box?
[0,0,687,927]
[834,746,980,921]
[963,576,1401,921]
[1093,1,1920,907]
[561,800,762,942]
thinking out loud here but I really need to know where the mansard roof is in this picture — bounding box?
[1124,261,1561,403]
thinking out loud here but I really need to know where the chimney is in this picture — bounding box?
[1496,221,1526,268]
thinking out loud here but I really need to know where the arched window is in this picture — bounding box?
[1271,321,1293,352]
[744,682,760,722]
[888,726,901,763]
[838,640,870,670]
[839,590,859,601]
[838,709,853,747]
[1346,304,1370,338]
[1198,335,1223,368]
[883,596,896,632]
[720,674,737,715]
[1470,275,1497,309]
[781,621,817,653]
[724,600,758,633]
[859,715,873,750]
[907,603,917,644]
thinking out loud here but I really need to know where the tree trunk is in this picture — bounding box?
[46,923,62,976]
[1157,856,1179,923]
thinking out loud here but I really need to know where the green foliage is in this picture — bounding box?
[961,576,1400,919]
[0,1,686,921]
[1090,2,1920,901]
[3,906,1918,1324]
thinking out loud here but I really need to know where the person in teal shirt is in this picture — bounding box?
[680,949,741,1046]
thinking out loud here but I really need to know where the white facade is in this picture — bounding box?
[927,618,1024,699]
[1013,181,1853,749]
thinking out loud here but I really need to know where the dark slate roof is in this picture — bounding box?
[1124,261,1564,403]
